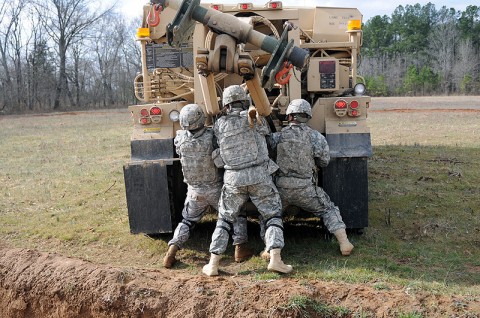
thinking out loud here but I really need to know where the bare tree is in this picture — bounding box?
[26,13,56,111]
[0,0,25,112]
[91,12,126,107]
[120,17,143,105]
[34,0,114,110]
[69,42,89,107]
[428,21,458,94]
[453,39,479,94]
[9,5,26,110]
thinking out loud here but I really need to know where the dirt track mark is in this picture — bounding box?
[1,248,479,318]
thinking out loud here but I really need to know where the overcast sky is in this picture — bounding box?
[120,0,472,22]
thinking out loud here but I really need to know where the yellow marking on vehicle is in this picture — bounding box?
[143,127,161,133]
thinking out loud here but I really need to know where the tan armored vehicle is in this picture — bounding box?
[124,0,372,234]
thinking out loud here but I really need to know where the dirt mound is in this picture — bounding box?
[1,248,478,317]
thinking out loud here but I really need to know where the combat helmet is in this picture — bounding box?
[179,104,206,131]
[222,85,249,109]
[286,99,312,123]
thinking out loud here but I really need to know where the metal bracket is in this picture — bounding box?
[261,25,294,90]
[166,0,200,47]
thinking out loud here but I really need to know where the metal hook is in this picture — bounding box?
[147,4,163,27]
[275,61,293,86]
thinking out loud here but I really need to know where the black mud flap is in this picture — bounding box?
[321,157,369,230]
[321,133,372,230]
[124,161,173,234]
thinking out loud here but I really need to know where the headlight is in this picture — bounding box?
[169,110,180,122]
[354,83,366,96]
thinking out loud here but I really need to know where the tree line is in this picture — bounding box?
[0,0,140,114]
[1,1,479,114]
[360,3,480,96]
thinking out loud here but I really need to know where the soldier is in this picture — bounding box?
[202,85,292,276]
[267,99,354,256]
[163,104,253,268]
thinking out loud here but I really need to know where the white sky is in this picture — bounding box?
[119,0,472,22]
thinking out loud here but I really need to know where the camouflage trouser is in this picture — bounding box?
[278,184,346,233]
[209,178,284,255]
[168,184,248,249]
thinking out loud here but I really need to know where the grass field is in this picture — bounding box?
[0,98,479,302]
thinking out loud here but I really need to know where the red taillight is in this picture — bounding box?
[335,100,347,109]
[238,3,252,10]
[267,1,282,9]
[140,108,149,116]
[350,100,359,109]
[334,99,347,117]
[150,106,162,115]
[351,109,359,117]
[211,4,223,10]
[140,117,151,125]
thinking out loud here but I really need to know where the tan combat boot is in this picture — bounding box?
[267,248,293,274]
[163,245,179,268]
[260,249,270,261]
[202,253,221,276]
[334,229,354,256]
[234,243,254,262]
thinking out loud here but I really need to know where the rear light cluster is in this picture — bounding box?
[238,2,253,10]
[210,4,223,10]
[334,99,361,117]
[266,1,282,9]
[211,1,282,11]
[139,106,162,125]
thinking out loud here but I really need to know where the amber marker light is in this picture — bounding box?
[347,20,361,31]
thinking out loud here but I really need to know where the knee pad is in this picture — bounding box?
[181,219,197,230]
[265,216,284,231]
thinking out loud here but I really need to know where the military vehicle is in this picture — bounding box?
[123,0,372,234]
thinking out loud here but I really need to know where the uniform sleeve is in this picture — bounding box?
[173,131,184,156]
[255,117,270,136]
[213,118,221,140]
[211,123,224,168]
[311,130,330,167]
[266,132,281,150]
[212,134,219,150]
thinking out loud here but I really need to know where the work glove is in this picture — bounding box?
[248,105,262,128]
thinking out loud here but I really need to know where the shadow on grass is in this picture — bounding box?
[146,145,480,288]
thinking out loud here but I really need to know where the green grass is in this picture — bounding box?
[282,144,479,294]
[0,108,479,300]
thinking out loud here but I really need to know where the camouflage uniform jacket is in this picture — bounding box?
[269,123,330,188]
[174,127,220,187]
[214,112,277,187]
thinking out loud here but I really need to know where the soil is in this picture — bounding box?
[1,247,479,318]
[2,96,480,318]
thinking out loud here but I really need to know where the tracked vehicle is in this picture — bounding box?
[123,0,372,234]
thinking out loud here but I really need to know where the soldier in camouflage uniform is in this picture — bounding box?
[202,85,293,276]
[163,104,253,269]
[268,99,354,256]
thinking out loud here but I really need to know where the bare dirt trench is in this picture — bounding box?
[1,247,478,318]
